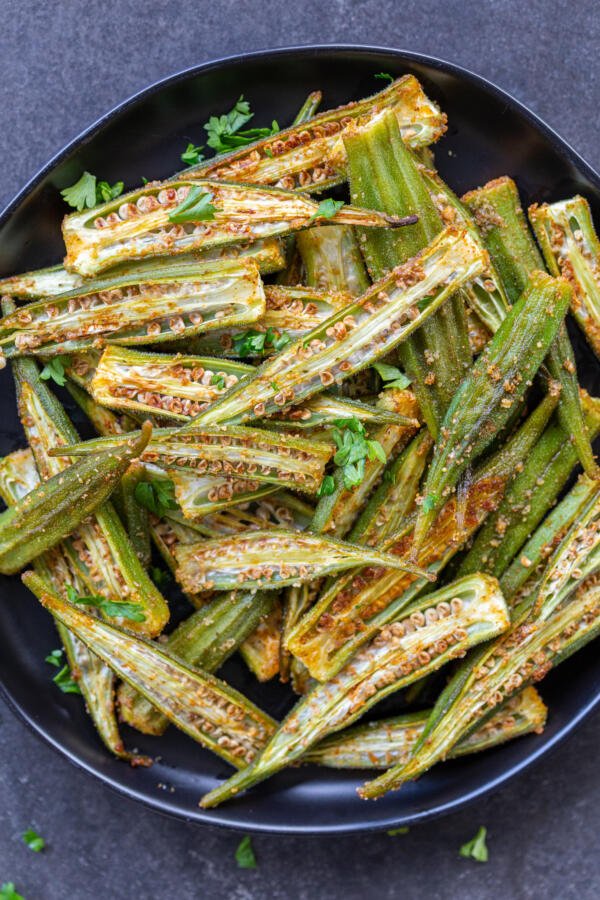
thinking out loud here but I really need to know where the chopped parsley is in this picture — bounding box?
[205,95,278,153]
[44,648,63,667]
[375,72,395,84]
[459,826,488,863]
[421,493,439,513]
[235,835,257,869]
[232,327,290,358]
[331,417,386,489]
[308,198,345,223]
[40,355,72,387]
[372,361,411,390]
[134,476,178,519]
[22,829,45,853]
[317,474,336,498]
[181,142,205,167]
[66,585,146,623]
[52,664,82,695]
[61,171,123,211]
[169,187,216,224]
[387,826,409,836]
[210,373,226,390]
[0,884,25,900]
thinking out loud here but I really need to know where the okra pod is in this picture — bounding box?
[174,527,431,593]
[0,421,152,574]
[189,490,314,538]
[287,389,558,680]
[307,686,546,769]
[119,461,151,567]
[239,600,283,682]
[24,571,277,769]
[529,196,600,359]
[62,179,416,277]
[183,76,446,192]
[296,225,370,295]
[463,176,597,478]
[0,259,266,358]
[119,589,275,735]
[413,271,571,551]
[200,574,509,807]
[292,90,323,125]
[185,227,487,427]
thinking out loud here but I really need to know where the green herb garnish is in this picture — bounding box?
[44,648,63,667]
[387,826,409,836]
[459,826,488,863]
[375,72,395,84]
[66,585,146,623]
[40,355,72,387]
[181,142,205,166]
[331,418,386,489]
[205,95,278,153]
[317,475,336,498]
[308,198,345,223]
[372,361,411,390]
[52,664,82,695]
[0,883,25,900]
[22,829,45,853]
[232,327,290,358]
[210,373,226,390]
[235,835,257,869]
[61,171,123,211]
[134,477,178,519]
[169,187,216,224]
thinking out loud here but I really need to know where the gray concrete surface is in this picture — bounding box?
[1,1,599,897]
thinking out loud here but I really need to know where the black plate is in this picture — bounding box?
[1,45,599,835]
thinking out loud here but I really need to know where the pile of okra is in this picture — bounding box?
[1,72,599,807]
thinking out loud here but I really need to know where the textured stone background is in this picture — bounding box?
[1,2,600,897]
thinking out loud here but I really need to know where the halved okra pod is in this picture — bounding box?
[23,571,278,770]
[184,226,487,427]
[174,527,431,593]
[287,388,559,680]
[200,574,510,807]
[183,76,446,192]
[307,686,546,768]
[359,490,600,798]
[62,179,417,277]
[529,196,600,359]
[463,176,597,477]
[118,589,276,735]
[412,271,572,551]
[0,259,266,358]
[296,225,370,296]
[0,421,152,574]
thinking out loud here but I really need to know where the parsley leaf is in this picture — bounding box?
[61,172,123,211]
[181,142,205,166]
[53,664,82,694]
[134,477,178,518]
[150,566,171,590]
[210,373,226,390]
[0,884,25,900]
[169,187,216,224]
[459,826,488,863]
[317,474,336,498]
[204,95,278,153]
[387,826,409,836]
[22,829,45,853]
[375,72,395,84]
[40,355,71,387]
[308,198,345,223]
[66,584,146,623]
[235,835,257,869]
[422,493,438,513]
[45,648,63,667]
[372,361,411,390]
[331,418,386,490]
[232,328,290,358]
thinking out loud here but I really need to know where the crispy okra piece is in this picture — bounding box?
[413,271,572,551]
[118,461,151,568]
[360,494,600,798]
[24,571,277,769]
[463,176,597,477]
[189,491,314,538]
[0,448,149,765]
[62,178,417,277]
[344,109,472,435]
[296,225,370,295]
[0,259,266,358]
[184,227,486,428]
[0,420,152,575]
[183,76,446,193]
[200,574,509,807]
[239,600,283,682]
[287,389,558,680]
[529,196,600,359]
[174,527,431,594]
[307,686,546,768]
[119,589,276,735]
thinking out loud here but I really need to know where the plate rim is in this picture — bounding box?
[1,43,599,834]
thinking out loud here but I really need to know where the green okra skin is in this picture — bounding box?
[50,424,335,496]
[287,388,559,681]
[292,90,323,125]
[119,590,275,735]
[500,475,599,600]
[0,264,84,300]
[307,685,547,769]
[344,108,472,433]
[0,448,149,765]
[359,521,600,798]
[413,271,572,551]
[174,527,431,594]
[24,571,278,770]
[529,195,600,359]
[8,350,170,637]
[184,227,487,428]
[458,392,600,583]
[62,179,417,278]
[119,461,151,568]
[0,259,267,358]
[296,225,370,296]
[463,176,597,478]
[182,75,446,193]
[0,421,152,575]
[200,574,509,808]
